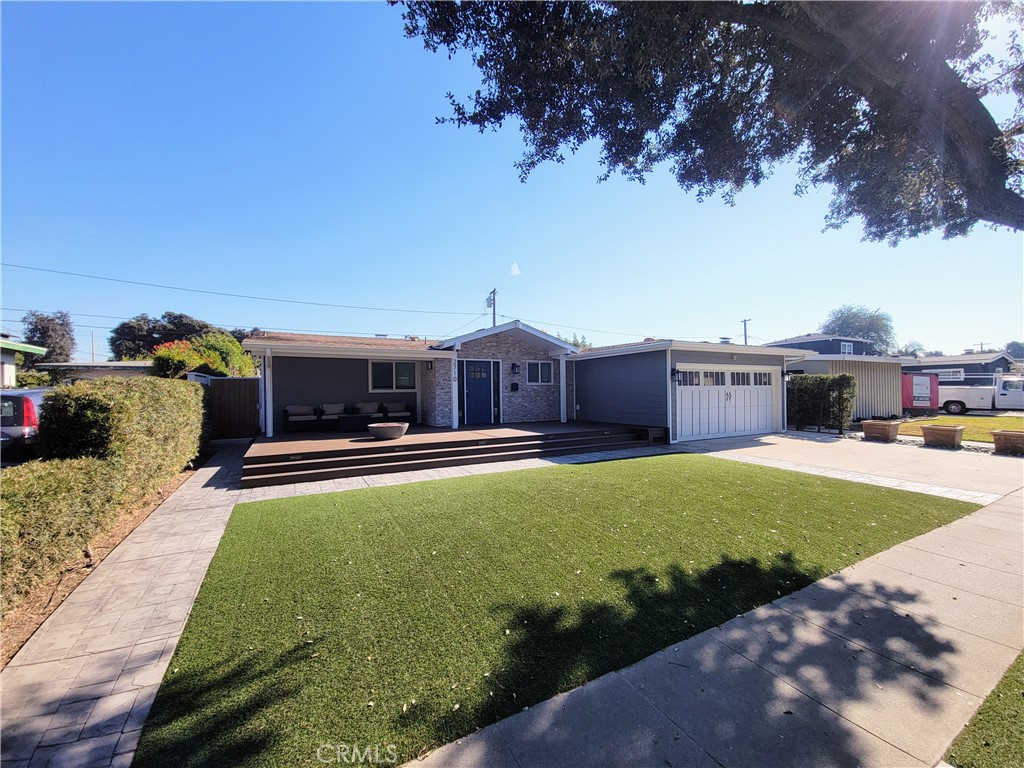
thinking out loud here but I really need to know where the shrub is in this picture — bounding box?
[150,332,256,378]
[38,377,205,497]
[787,373,857,432]
[1,458,124,612]
[152,340,209,379]
[15,368,51,388]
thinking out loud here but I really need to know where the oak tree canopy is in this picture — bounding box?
[401,1,1024,243]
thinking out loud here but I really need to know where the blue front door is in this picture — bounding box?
[465,361,493,424]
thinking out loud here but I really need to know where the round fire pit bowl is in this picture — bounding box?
[367,422,409,440]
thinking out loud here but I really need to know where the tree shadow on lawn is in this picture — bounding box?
[402,553,960,767]
[133,636,323,767]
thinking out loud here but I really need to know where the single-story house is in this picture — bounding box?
[0,336,48,388]
[242,321,811,442]
[764,334,908,421]
[900,352,1017,386]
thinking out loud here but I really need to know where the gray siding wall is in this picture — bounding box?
[574,350,667,427]
[272,356,420,434]
[796,359,901,420]
[671,350,787,367]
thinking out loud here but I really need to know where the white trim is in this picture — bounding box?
[264,349,274,438]
[559,356,567,423]
[243,343,455,361]
[796,354,908,363]
[367,360,419,393]
[436,319,577,353]
[574,341,814,361]
[525,360,554,385]
[450,357,458,429]
[666,349,675,443]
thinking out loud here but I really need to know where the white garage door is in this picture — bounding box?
[676,368,778,440]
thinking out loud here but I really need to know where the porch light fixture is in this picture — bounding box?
[671,369,682,383]
[426,361,433,370]
[510,363,521,375]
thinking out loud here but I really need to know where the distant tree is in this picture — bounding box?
[819,305,896,355]
[401,2,1024,243]
[21,310,75,364]
[1005,341,1024,359]
[555,331,592,351]
[229,327,261,343]
[110,312,217,360]
[923,350,947,357]
[894,340,925,358]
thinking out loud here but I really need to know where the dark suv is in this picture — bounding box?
[1,388,48,459]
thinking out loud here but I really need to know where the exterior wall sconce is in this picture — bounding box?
[511,363,521,375]
[426,361,433,370]
[671,369,682,383]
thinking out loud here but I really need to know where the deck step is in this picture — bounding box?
[243,426,638,465]
[240,437,653,488]
[242,432,640,476]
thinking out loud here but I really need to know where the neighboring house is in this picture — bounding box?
[36,361,154,381]
[764,334,907,421]
[243,320,811,442]
[900,352,1017,386]
[764,333,877,356]
[0,337,48,388]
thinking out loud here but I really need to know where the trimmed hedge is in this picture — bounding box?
[1,459,124,613]
[38,377,205,497]
[2,377,205,612]
[787,373,857,432]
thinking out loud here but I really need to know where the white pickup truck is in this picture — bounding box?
[939,375,1024,414]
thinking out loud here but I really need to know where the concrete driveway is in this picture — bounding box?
[680,432,1023,497]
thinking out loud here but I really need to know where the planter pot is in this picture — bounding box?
[920,424,965,448]
[367,422,409,440]
[861,420,901,442]
[991,430,1024,456]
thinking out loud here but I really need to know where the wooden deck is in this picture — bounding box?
[241,421,667,488]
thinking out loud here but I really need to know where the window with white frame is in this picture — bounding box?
[527,361,553,384]
[840,342,854,354]
[677,370,701,386]
[369,361,417,391]
[703,371,726,386]
[730,371,751,386]
[753,371,772,386]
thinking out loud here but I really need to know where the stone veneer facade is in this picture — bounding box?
[419,358,455,428]
[456,335,572,423]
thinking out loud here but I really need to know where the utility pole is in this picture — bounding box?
[91,331,96,362]
[486,288,497,327]
[741,319,751,345]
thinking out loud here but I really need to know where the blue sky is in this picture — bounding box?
[2,2,1022,361]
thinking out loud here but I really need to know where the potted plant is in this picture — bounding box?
[920,424,966,448]
[991,430,1024,455]
[861,420,900,442]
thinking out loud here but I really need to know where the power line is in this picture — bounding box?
[500,314,727,342]
[1,263,482,317]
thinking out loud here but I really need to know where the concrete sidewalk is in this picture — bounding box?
[414,489,1024,768]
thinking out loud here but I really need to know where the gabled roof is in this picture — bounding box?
[902,352,1015,366]
[433,320,578,354]
[0,338,48,356]
[764,333,871,346]
[242,331,451,360]
[575,339,814,360]
[37,361,153,370]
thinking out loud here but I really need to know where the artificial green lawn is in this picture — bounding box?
[900,414,1024,443]
[136,454,979,767]
[946,650,1024,768]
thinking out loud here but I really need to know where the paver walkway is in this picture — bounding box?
[0,445,244,768]
[1,433,1020,767]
